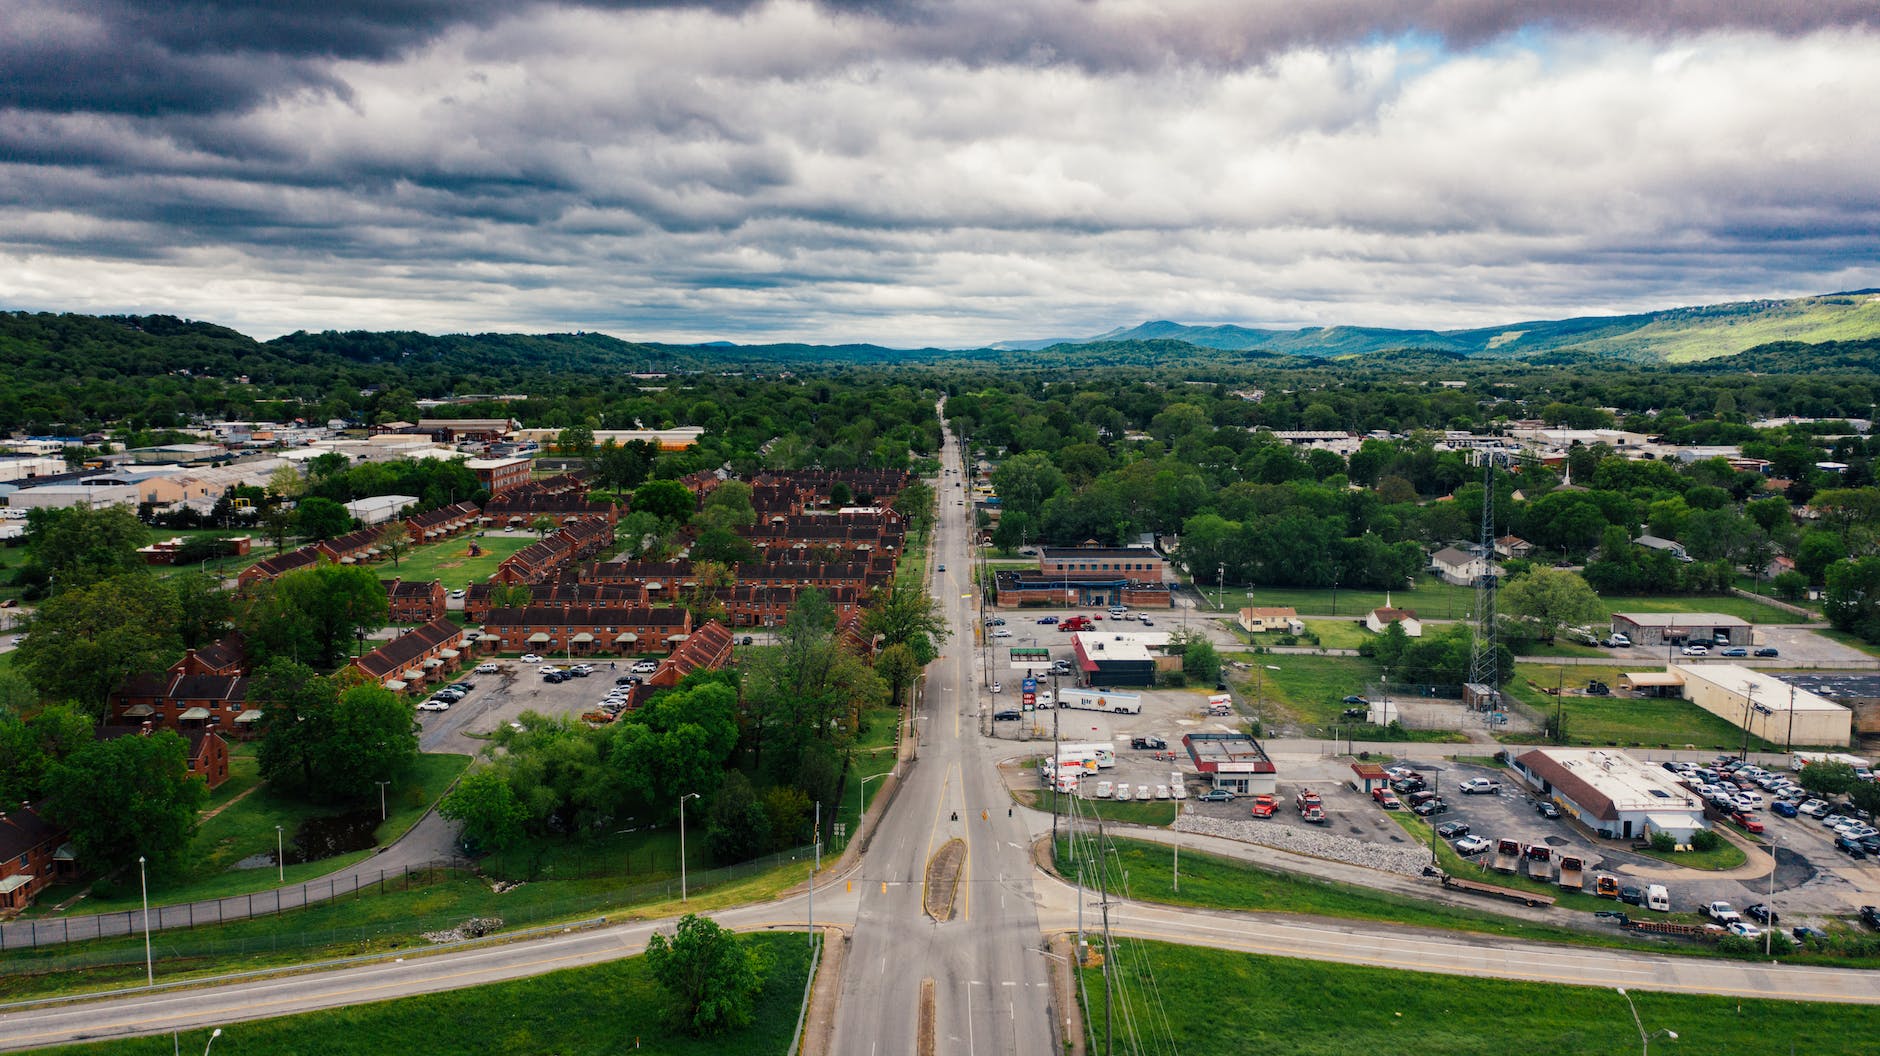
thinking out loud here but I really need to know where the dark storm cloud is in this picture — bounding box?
[7,1,1879,117]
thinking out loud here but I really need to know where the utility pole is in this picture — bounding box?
[1096,813,1114,1056]
[1051,667,1063,850]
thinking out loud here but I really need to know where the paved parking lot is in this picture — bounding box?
[416,661,633,754]
[1601,625,1874,665]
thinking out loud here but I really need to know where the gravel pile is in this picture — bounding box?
[1173,815,1430,877]
[421,916,505,943]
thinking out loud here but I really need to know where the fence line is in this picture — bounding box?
[0,844,813,962]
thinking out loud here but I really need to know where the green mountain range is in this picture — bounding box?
[994,290,1880,362]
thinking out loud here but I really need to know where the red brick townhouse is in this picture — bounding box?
[97,724,231,790]
[0,805,72,913]
[237,546,320,589]
[736,558,889,593]
[383,578,448,622]
[573,560,693,591]
[493,517,615,584]
[464,581,647,622]
[646,619,735,688]
[404,500,481,544]
[481,605,693,656]
[107,633,258,735]
[352,616,466,692]
[314,526,387,566]
[709,582,867,629]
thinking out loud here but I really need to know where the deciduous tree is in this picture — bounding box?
[16,573,181,713]
[46,730,207,876]
[644,914,767,1037]
[1500,567,1605,644]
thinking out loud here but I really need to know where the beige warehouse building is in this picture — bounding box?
[1671,663,1851,748]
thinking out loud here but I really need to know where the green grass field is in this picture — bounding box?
[1503,664,1781,750]
[1195,577,1796,624]
[40,753,469,915]
[1230,653,1465,743]
[1298,618,1371,650]
[1019,788,1177,828]
[1079,940,1880,1055]
[834,700,905,853]
[1816,628,1880,658]
[381,531,537,590]
[22,932,816,1056]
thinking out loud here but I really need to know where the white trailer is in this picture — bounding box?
[1059,688,1143,715]
[1791,751,1872,771]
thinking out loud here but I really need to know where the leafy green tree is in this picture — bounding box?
[696,481,756,533]
[1797,761,1858,798]
[1500,567,1604,644]
[1824,557,1880,644]
[251,660,338,789]
[989,509,1035,554]
[486,581,534,609]
[633,479,695,524]
[318,684,418,794]
[24,505,148,589]
[556,423,596,458]
[704,770,771,865]
[294,496,353,540]
[990,451,1066,521]
[690,526,755,567]
[862,585,950,665]
[874,642,922,709]
[376,522,412,568]
[45,730,207,875]
[0,704,92,803]
[1850,780,1880,819]
[1182,637,1222,683]
[240,564,388,669]
[170,569,235,650]
[16,573,181,713]
[1796,530,1848,583]
[890,480,935,538]
[439,766,530,853]
[595,439,656,493]
[1771,570,1809,600]
[644,914,767,1037]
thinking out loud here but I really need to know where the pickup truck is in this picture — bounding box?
[1371,787,1402,810]
[1702,901,1743,924]
[1249,794,1279,818]
[1491,838,1522,874]
[1557,855,1585,891]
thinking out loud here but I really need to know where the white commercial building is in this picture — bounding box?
[1673,663,1852,748]
[1511,748,1707,844]
[344,494,420,526]
[5,483,138,510]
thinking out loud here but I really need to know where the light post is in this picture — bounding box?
[138,855,153,987]
[1216,562,1225,610]
[1616,988,1678,1055]
[1765,835,1779,957]
[203,1028,223,1055]
[275,825,284,883]
[856,770,894,845]
[376,780,390,821]
[679,792,700,901]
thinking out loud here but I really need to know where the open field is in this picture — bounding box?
[33,753,469,915]
[1502,664,1781,750]
[1236,653,1467,743]
[382,531,536,589]
[21,932,816,1056]
[1078,940,1880,1056]
[1196,578,1797,624]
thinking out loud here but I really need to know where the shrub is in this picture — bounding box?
[1649,831,1675,853]
[1690,829,1723,852]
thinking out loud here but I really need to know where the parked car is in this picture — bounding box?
[1746,903,1780,925]
[1411,798,1449,817]
[1436,821,1470,839]
[1458,778,1501,795]
[631,660,659,674]
[741,636,754,645]
[1792,925,1828,943]
[1799,799,1832,818]
[1681,644,1709,656]
[992,709,1021,721]
[475,662,500,674]
[1391,776,1426,794]
[1454,835,1491,856]
[1371,788,1402,810]
[1726,921,1762,940]
[449,680,475,691]
[519,653,544,663]
[1754,647,1780,658]
[416,698,450,711]
[449,588,466,599]
[1603,633,1631,648]
[1342,694,1369,705]
[1197,789,1235,803]
[1721,647,1748,657]
[1536,801,1562,819]
[1130,736,1168,750]
[1772,800,1800,818]
[1619,886,1644,906]
[991,681,1003,693]
[1836,836,1869,859]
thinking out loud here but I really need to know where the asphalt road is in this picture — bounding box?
[829,418,1057,1055]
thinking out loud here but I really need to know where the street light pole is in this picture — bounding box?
[856,770,894,846]
[203,1029,223,1055]
[679,792,700,901]
[1616,987,1677,1055]
[138,855,153,986]
[275,825,284,883]
[1766,835,1779,957]
[376,780,390,821]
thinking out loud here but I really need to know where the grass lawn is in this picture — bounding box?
[1510,639,1608,659]
[1299,618,1372,650]
[381,531,537,590]
[1594,593,1796,624]
[23,932,816,1056]
[53,753,469,914]
[1502,664,1779,750]
[1018,788,1177,828]
[834,701,904,853]
[1230,653,1464,743]
[141,527,276,580]
[1630,838,1749,872]
[1079,940,1880,1056]
[1196,577,1798,625]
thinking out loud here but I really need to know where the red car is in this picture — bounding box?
[1731,811,1764,834]
[1249,795,1278,818]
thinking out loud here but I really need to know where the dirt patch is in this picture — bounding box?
[917,977,936,1056]
[924,838,965,921]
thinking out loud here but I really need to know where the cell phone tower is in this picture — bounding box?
[1467,451,1501,709]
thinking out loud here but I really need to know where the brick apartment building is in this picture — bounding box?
[0,805,71,913]
[352,616,467,692]
[404,500,481,543]
[493,517,615,584]
[97,724,232,790]
[464,457,532,496]
[646,619,735,687]
[481,605,693,656]
[384,578,448,622]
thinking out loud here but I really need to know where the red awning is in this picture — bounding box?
[1071,636,1100,672]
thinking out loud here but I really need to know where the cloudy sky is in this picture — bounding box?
[4,1,1879,347]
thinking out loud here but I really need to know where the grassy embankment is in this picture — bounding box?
[25,752,469,916]
[1079,940,1880,1056]
[22,932,816,1056]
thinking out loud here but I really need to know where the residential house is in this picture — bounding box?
[1494,535,1536,560]
[480,605,693,656]
[1429,545,1491,586]
[0,805,71,912]
[1366,607,1423,638]
[352,616,467,692]
[1237,607,1301,634]
[384,578,448,622]
[493,517,615,584]
[404,501,481,543]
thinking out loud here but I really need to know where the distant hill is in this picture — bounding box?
[994,290,1880,362]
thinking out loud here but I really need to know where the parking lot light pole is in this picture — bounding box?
[1616,988,1677,1055]
[275,825,284,883]
[679,792,700,901]
[138,856,153,986]
[375,780,390,821]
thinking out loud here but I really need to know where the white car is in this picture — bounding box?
[1171,784,1187,800]
[992,628,1013,638]
[1154,784,1171,800]
[1094,781,1114,799]
[475,662,500,674]
[1726,921,1762,940]
[449,589,465,599]
[1799,799,1831,818]
[1114,783,1131,800]
[1458,778,1501,795]
[416,698,450,712]
[992,681,1003,693]
[1681,644,1709,656]
[631,660,659,674]
[519,653,544,663]
[1135,785,1152,801]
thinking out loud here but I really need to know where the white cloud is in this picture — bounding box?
[1,3,1878,345]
